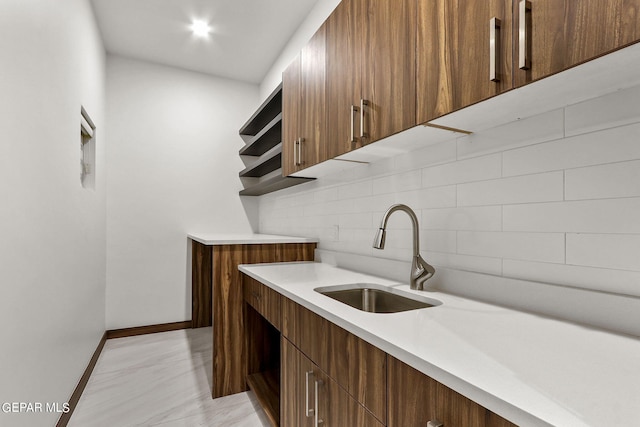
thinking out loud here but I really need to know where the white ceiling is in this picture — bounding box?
[90,0,319,84]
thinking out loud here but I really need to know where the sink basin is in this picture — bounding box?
[315,283,441,313]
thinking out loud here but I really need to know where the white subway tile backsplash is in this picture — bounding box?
[503,198,640,233]
[394,140,457,172]
[503,259,640,298]
[425,251,503,275]
[422,154,502,188]
[457,231,565,263]
[372,170,422,195]
[567,233,640,272]
[338,179,373,200]
[565,84,640,137]
[423,206,502,231]
[420,230,457,254]
[565,160,640,200]
[258,85,640,300]
[457,109,564,160]
[503,122,640,176]
[339,212,373,229]
[393,186,457,210]
[457,172,564,207]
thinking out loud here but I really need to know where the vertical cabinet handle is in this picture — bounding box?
[489,17,501,82]
[297,137,304,166]
[314,379,324,426]
[293,139,299,167]
[305,371,314,417]
[519,0,531,70]
[350,105,359,143]
[360,99,369,139]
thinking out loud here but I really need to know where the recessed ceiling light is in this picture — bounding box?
[190,19,211,38]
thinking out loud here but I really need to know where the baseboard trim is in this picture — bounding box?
[105,320,192,339]
[56,331,107,427]
[56,321,192,426]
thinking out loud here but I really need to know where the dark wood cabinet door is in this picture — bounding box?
[388,357,517,427]
[299,23,327,171]
[514,0,640,87]
[281,338,314,427]
[362,0,417,143]
[325,0,364,158]
[282,54,301,177]
[417,0,513,123]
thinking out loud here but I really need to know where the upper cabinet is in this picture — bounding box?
[417,0,513,123]
[326,0,416,159]
[513,0,640,87]
[280,0,640,177]
[282,25,327,177]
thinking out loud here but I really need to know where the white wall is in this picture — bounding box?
[0,0,106,426]
[260,0,340,99]
[106,56,259,329]
[259,84,640,300]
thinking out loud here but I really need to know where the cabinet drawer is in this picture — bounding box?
[243,276,282,330]
[282,297,387,424]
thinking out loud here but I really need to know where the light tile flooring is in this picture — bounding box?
[69,327,270,427]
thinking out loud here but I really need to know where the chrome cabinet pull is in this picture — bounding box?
[519,0,531,70]
[427,420,443,427]
[489,17,501,81]
[360,99,369,139]
[293,139,298,167]
[297,137,304,166]
[305,371,314,417]
[314,379,324,426]
[350,105,358,143]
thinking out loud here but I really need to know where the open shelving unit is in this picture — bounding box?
[238,83,314,196]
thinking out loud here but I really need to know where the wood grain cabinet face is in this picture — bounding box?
[326,0,416,158]
[282,297,387,424]
[417,0,513,123]
[388,357,518,427]
[282,25,327,176]
[243,276,282,330]
[513,0,640,87]
[281,338,384,427]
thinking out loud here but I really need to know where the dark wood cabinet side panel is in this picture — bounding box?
[213,245,247,398]
[212,242,315,398]
[192,241,213,328]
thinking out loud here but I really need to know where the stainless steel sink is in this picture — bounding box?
[315,283,441,313]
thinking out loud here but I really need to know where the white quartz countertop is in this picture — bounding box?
[238,261,640,427]
[187,233,318,245]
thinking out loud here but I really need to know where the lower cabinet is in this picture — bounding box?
[387,356,517,427]
[281,338,384,427]
[242,273,518,427]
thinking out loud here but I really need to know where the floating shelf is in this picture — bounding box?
[246,370,280,427]
[239,113,282,156]
[239,83,282,136]
[238,83,314,196]
[239,169,314,196]
[239,143,282,178]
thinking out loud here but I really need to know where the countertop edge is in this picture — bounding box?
[238,262,552,427]
[188,233,319,245]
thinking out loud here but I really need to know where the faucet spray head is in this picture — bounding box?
[373,228,386,249]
